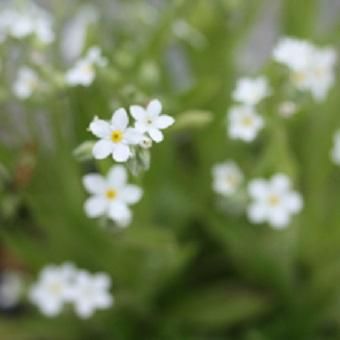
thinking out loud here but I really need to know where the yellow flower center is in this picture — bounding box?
[111,130,123,143]
[268,194,280,206]
[81,63,94,75]
[106,189,117,200]
[49,282,62,295]
[242,116,253,126]
[292,71,306,85]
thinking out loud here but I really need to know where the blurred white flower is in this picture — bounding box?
[232,76,270,106]
[65,46,107,86]
[29,263,76,317]
[212,161,243,197]
[130,99,175,143]
[12,66,39,99]
[83,165,143,226]
[278,101,297,118]
[330,130,340,165]
[0,4,54,44]
[228,105,264,142]
[30,263,114,319]
[0,271,23,309]
[247,174,303,229]
[67,271,113,319]
[89,108,141,162]
[273,37,337,101]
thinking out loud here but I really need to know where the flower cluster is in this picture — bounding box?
[65,46,108,87]
[227,37,337,144]
[212,164,303,229]
[89,99,175,162]
[29,263,113,319]
[227,77,269,142]
[0,3,54,44]
[273,37,337,101]
[83,99,175,227]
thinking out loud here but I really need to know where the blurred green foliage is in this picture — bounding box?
[1,0,340,339]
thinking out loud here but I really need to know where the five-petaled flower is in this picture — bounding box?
[232,76,270,106]
[228,105,264,142]
[89,108,141,162]
[65,46,107,87]
[130,99,175,143]
[247,173,303,229]
[83,165,143,227]
[212,161,243,197]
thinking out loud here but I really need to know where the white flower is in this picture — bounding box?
[273,37,337,101]
[212,161,243,196]
[0,271,23,309]
[29,263,114,319]
[65,46,107,86]
[227,105,264,142]
[330,130,340,165]
[273,37,314,71]
[232,77,270,106]
[130,99,175,143]
[89,108,142,162]
[67,271,113,319]
[278,101,297,118]
[247,174,303,228]
[83,165,143,226]
[0,5,54,44]
[12,66,39,99]
[29,263,76,317]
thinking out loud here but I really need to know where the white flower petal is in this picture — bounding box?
[108,201,131,223]
[147,99,162,117]
[130,105,146,121]
[248,180,268,199]
[285,192,303,213]
[84,196,108,218]
[82,174,106,194]
[121,185,143,204]
[107,165,127,187]
[271,174,291,192]
[268,209,290,229]
[154,115,175,129]
[89,119,111,138]
[93,140,113,159]
[124,128,143,144]
[247,203,267,224]
[111,108,128,130]
[148,128,164,142]
[112,144,131,162]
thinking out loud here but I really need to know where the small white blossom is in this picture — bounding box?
[273,37,337,101]
[0,271,23,309]
[228,105,264,142]
[65,46,107,86]
[83,165,143,227]
[212,161,243,196]
[330,130,340,165]
[29,263,114,319]
[89,108,142,162]
[29,263,76,317]
[247,174,303,229]
[278,101,297,118]
[232,76,270,106]
[12,66,39,99]
[0,4,54,44]
[130,99,175,143]
[67,271,113,319]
